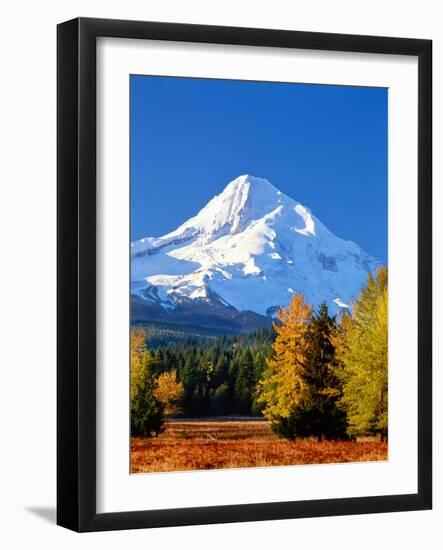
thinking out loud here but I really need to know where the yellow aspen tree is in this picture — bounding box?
[154,370,184,417]
[257,292,312,421]
[333,267,388,439]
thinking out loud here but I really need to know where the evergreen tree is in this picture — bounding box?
[213,351,230,389]
[180,348,199,412]
[293,303,347,440]
[130,328,164,437]
[150,349,165,376]
[211,383,231,415]
[227,355,240,405]
[130,327,147,401]
[235,349,256,414]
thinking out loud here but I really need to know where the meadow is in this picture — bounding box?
[130,419,388,473]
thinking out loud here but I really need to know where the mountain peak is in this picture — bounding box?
[187,174,286,237]
[131,174,380,320]
[223,174,282,202]
[226,173,277,190]
[166,174,284,238]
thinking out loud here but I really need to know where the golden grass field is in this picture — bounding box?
[131,419,388,473]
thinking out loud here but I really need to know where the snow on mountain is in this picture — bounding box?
[131,175,380,323]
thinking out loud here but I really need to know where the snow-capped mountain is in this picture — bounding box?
[131,175,380,331]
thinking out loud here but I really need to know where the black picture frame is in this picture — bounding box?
[57,17,432,532]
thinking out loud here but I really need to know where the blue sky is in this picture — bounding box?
[130,76,387,263]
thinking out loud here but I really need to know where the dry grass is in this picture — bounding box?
[131,420,388,473]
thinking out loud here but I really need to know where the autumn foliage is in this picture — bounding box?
[333,267,388,439]
[130,267,388,451]
[258,295,346,440]
[258,267,388,441]
[154,370,184,417]
[257,293,312,421]
[131,327,186,437]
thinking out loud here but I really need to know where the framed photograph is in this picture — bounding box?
[57,17,432,531]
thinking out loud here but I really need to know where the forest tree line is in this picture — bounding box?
[131,266,388,441]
